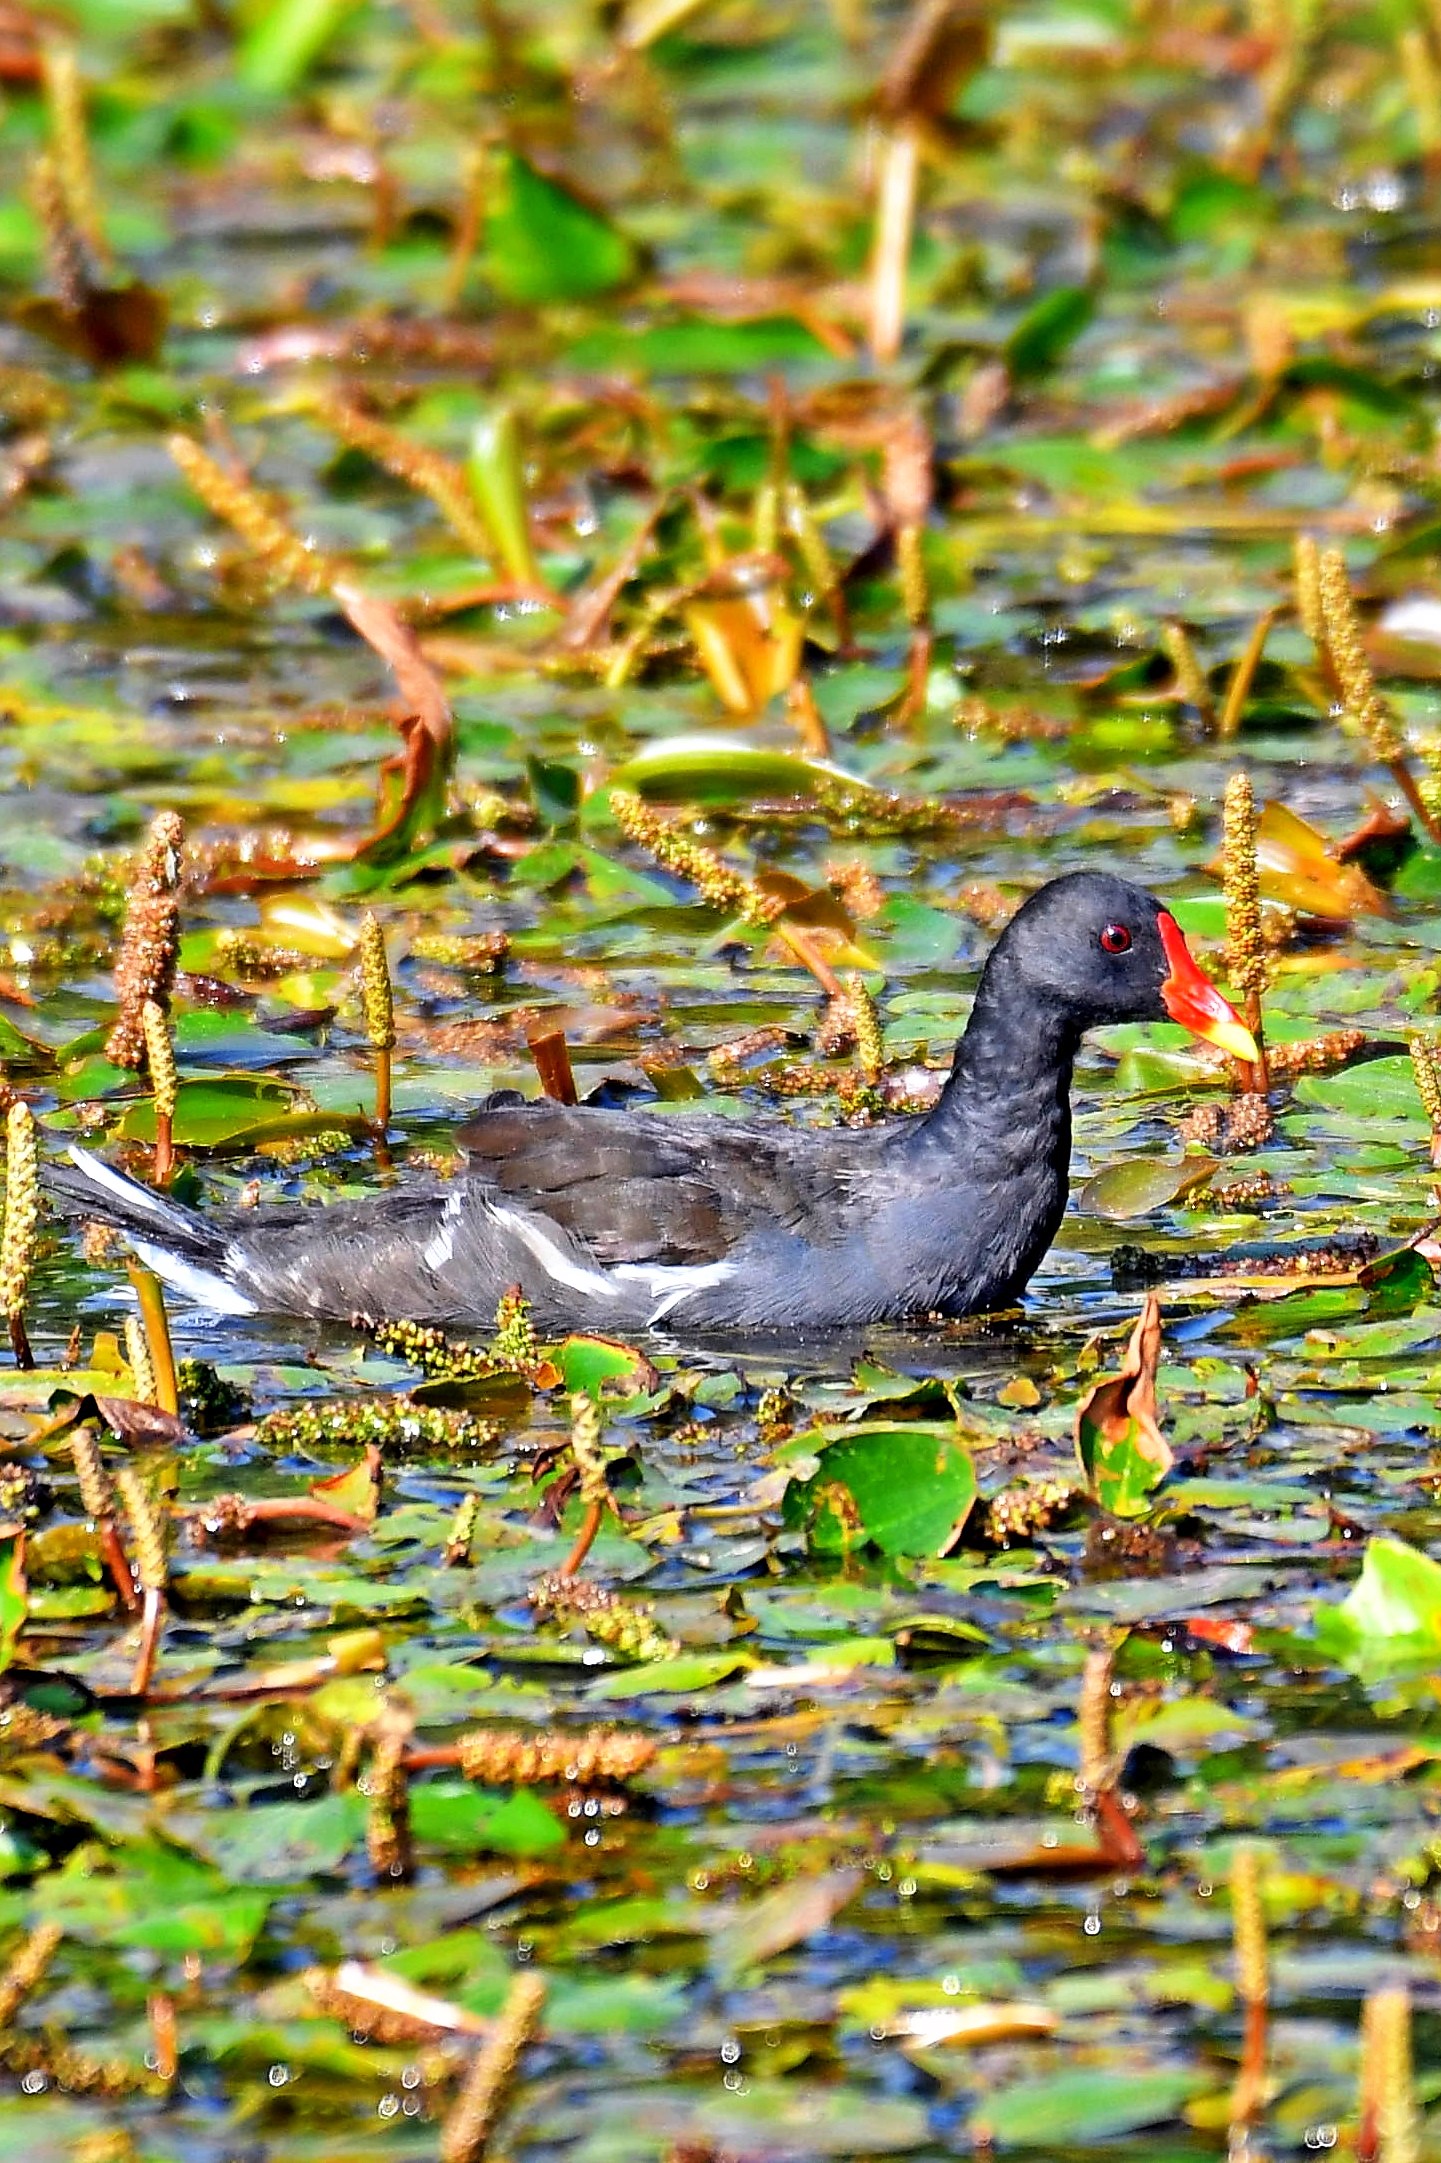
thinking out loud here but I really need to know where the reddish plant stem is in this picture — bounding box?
[148,1991,178,2083]
[560,1498,604,1579]
[8,1316,32,1371]
[152,1108,174,1186]
[98,1517,141,1615]
[529,1030,578,1105]
[1230,1994,1268,2132]
[775,920,842,997]
[900,626,932,723]
[1093,1787,1146,1871]
[1388,756,1441,846]
[130,1584,166,1696]
[403,1744,462,1771]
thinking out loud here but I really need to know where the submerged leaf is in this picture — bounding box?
[1080,1154,1218,1221]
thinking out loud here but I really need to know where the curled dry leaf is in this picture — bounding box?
[1247,801,1385,919]
[1074,1293,1172,1519]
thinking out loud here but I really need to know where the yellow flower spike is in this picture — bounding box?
[357,913,396,1128]
[141,1000,177,1184]
[0,1103,38,1370]
[1222,772,1270,1091]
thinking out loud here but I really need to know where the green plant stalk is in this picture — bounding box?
[467,409,543,591]
[127,1262,178,1416]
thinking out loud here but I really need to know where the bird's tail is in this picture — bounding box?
[47,1146,259,1315]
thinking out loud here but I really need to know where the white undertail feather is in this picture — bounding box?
[65,1146,258,1317]
[66,1145,193,1233]
[611,1258,737,1325]
[128,1238,259,1317]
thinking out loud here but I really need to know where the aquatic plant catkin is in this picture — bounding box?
[456,1725,655,1787]
[1409,1034,1441,1168]
[366,1716,413,1881]
[0,1133,37,1353]
[358,912,395,1126]
[141,999,177,1181]
[41,44,108,272]
[124,1315,157,1406]
[1316,546,1404,760]
[609,789,785,925]
[169,434,337,596]
[0,1103,37,1370]
[106,812,184,1071]
[1222,772,1268,1087]
[1293,532,1324,651]
[440,1968,546,2163]
[1361,1985,1419,2163]
[0,1922,62,2031]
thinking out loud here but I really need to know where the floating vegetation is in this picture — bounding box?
[254,1397,499,1455]
[0,3,1440,2155]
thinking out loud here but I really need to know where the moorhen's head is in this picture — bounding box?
[992,871,1258,1058]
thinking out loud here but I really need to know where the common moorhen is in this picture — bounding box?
[53,872,1255,1335]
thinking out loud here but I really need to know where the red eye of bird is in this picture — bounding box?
[1099,923,1132,955]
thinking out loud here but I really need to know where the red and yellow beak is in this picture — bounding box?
[1156,911,1260,1066]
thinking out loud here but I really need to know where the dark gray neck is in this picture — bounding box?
[922,950,1081,1157]
[875,952,1081,1316]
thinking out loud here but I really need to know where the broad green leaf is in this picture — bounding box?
[237,0,361,92]
[409,1781,564,1857]
[0,1537,25,1673]
[468,409,542,587]
[787,1425,977,1557]
[555,1334,657,1395]
[584,1652,752,1700]
[976,2066,1206,2146]
[1005,285,1094,378]
[485,150,637,303]
[1294,1057,1426,1127]
[116,1075,306,1145]
[1315,1537,1441,1667]
[599,735,861,809]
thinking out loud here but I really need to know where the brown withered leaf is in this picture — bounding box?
[16,281,166,368]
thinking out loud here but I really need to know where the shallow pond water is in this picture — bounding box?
[1,3,1441,2158]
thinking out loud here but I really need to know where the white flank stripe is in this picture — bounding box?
[489,1205,620,1301]
[422,1189,463,1272]
[611,1258,736,1325]
[490,1205,736,1321]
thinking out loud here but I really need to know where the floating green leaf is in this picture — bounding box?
[485,150,638,304]
[787,1425,978,1557]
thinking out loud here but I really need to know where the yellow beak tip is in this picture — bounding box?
[1207,1018,1261,1067]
